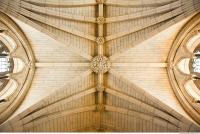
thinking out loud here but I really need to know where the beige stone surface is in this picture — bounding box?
[0,0,200,132]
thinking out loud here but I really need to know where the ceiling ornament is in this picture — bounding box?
[90,56,111,74]
[96,16,105,25]
[96,36,105,45]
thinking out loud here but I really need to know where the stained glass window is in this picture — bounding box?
[0,41,13,91]
[0,58,11,72]
[193,58,200,73]
[0,41,13,74]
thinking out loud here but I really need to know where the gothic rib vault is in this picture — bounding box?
[0,0,200,132]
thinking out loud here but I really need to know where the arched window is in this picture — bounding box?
[192,58,200,73]
[0,41,13,92]
[192,48,200,74]
[168,13,200,124]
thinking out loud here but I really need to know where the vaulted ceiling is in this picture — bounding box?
[0,0,200,132]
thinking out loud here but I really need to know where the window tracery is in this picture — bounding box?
[168,13,200,124]
[192,58,200,73]
[0,11,35,124]
[0,41,13,93]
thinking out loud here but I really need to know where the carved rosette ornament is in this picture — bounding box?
[90,56,111,73]
[96,36,105,45]
[96,16,105,24]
